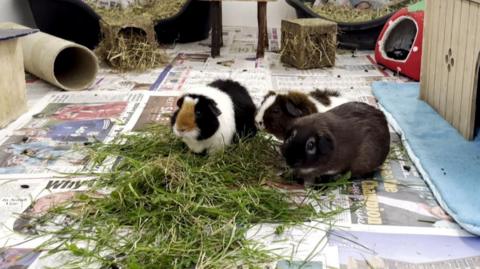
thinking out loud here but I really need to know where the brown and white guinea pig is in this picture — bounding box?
[255,89,349,140]
[171,79,257,154]
[281,102,390,182]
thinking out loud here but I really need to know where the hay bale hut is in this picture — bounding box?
[281,18,337,69]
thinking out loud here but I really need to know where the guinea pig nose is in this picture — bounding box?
[284,157,296,166]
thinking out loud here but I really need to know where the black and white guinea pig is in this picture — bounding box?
[255,89,349,140]
[171,79,257,154]
[281,102,390,183]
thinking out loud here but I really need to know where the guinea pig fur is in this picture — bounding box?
[171,79,257,154]
[281,102,390,181]
[255,89,349,140]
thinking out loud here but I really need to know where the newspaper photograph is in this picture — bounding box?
[0,179,46,235]
[0,248,41,269]
[343,177,459,229]
[327,230,480,269]
[0,178,95,238]
[132,94,180,131]
[0,92,147,178]
[0,135,89,176]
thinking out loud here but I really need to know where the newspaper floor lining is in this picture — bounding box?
[1,27,479,269]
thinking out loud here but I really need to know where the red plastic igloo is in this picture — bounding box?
[375,2,425,81]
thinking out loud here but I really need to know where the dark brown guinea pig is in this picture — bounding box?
[281,102,390,182]
[255,89,349,140]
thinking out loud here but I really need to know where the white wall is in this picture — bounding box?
[222,0,297,27]
[0,0,35,26]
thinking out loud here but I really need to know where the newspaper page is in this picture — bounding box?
[149,53,272,105]
[0,92,147,178]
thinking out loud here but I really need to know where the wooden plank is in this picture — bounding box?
[263,4,268,49]
[420,0,433,100]
[452,1,471,128]
[431,0,448,113]
[458,1,479,138]
[0,39,27,127]
[427,0,440,105]
[464,1,480,139]
[424,0,442,107]
[219,2,223,47]
[447,0,467,124]
[438,0,455,120]
[257,1,267,58]
[210,1,222,57]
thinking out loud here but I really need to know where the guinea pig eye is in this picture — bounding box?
[305,138,316,155]
[195,110,201,117]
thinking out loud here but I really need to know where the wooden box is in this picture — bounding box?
[281,18,337,69]
[0,29,37,128]
[420,0,480,140]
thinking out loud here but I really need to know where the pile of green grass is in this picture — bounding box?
[34,126,348,268]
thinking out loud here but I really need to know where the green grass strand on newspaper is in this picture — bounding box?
[36,126,348,268]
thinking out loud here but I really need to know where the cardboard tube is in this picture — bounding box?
[0,22,98,91]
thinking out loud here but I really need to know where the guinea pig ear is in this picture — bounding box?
[176,96,185,108]
[284,100,304,117]
[266,91,276,97]
[317,134,334,155]
[207,101,222,117]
